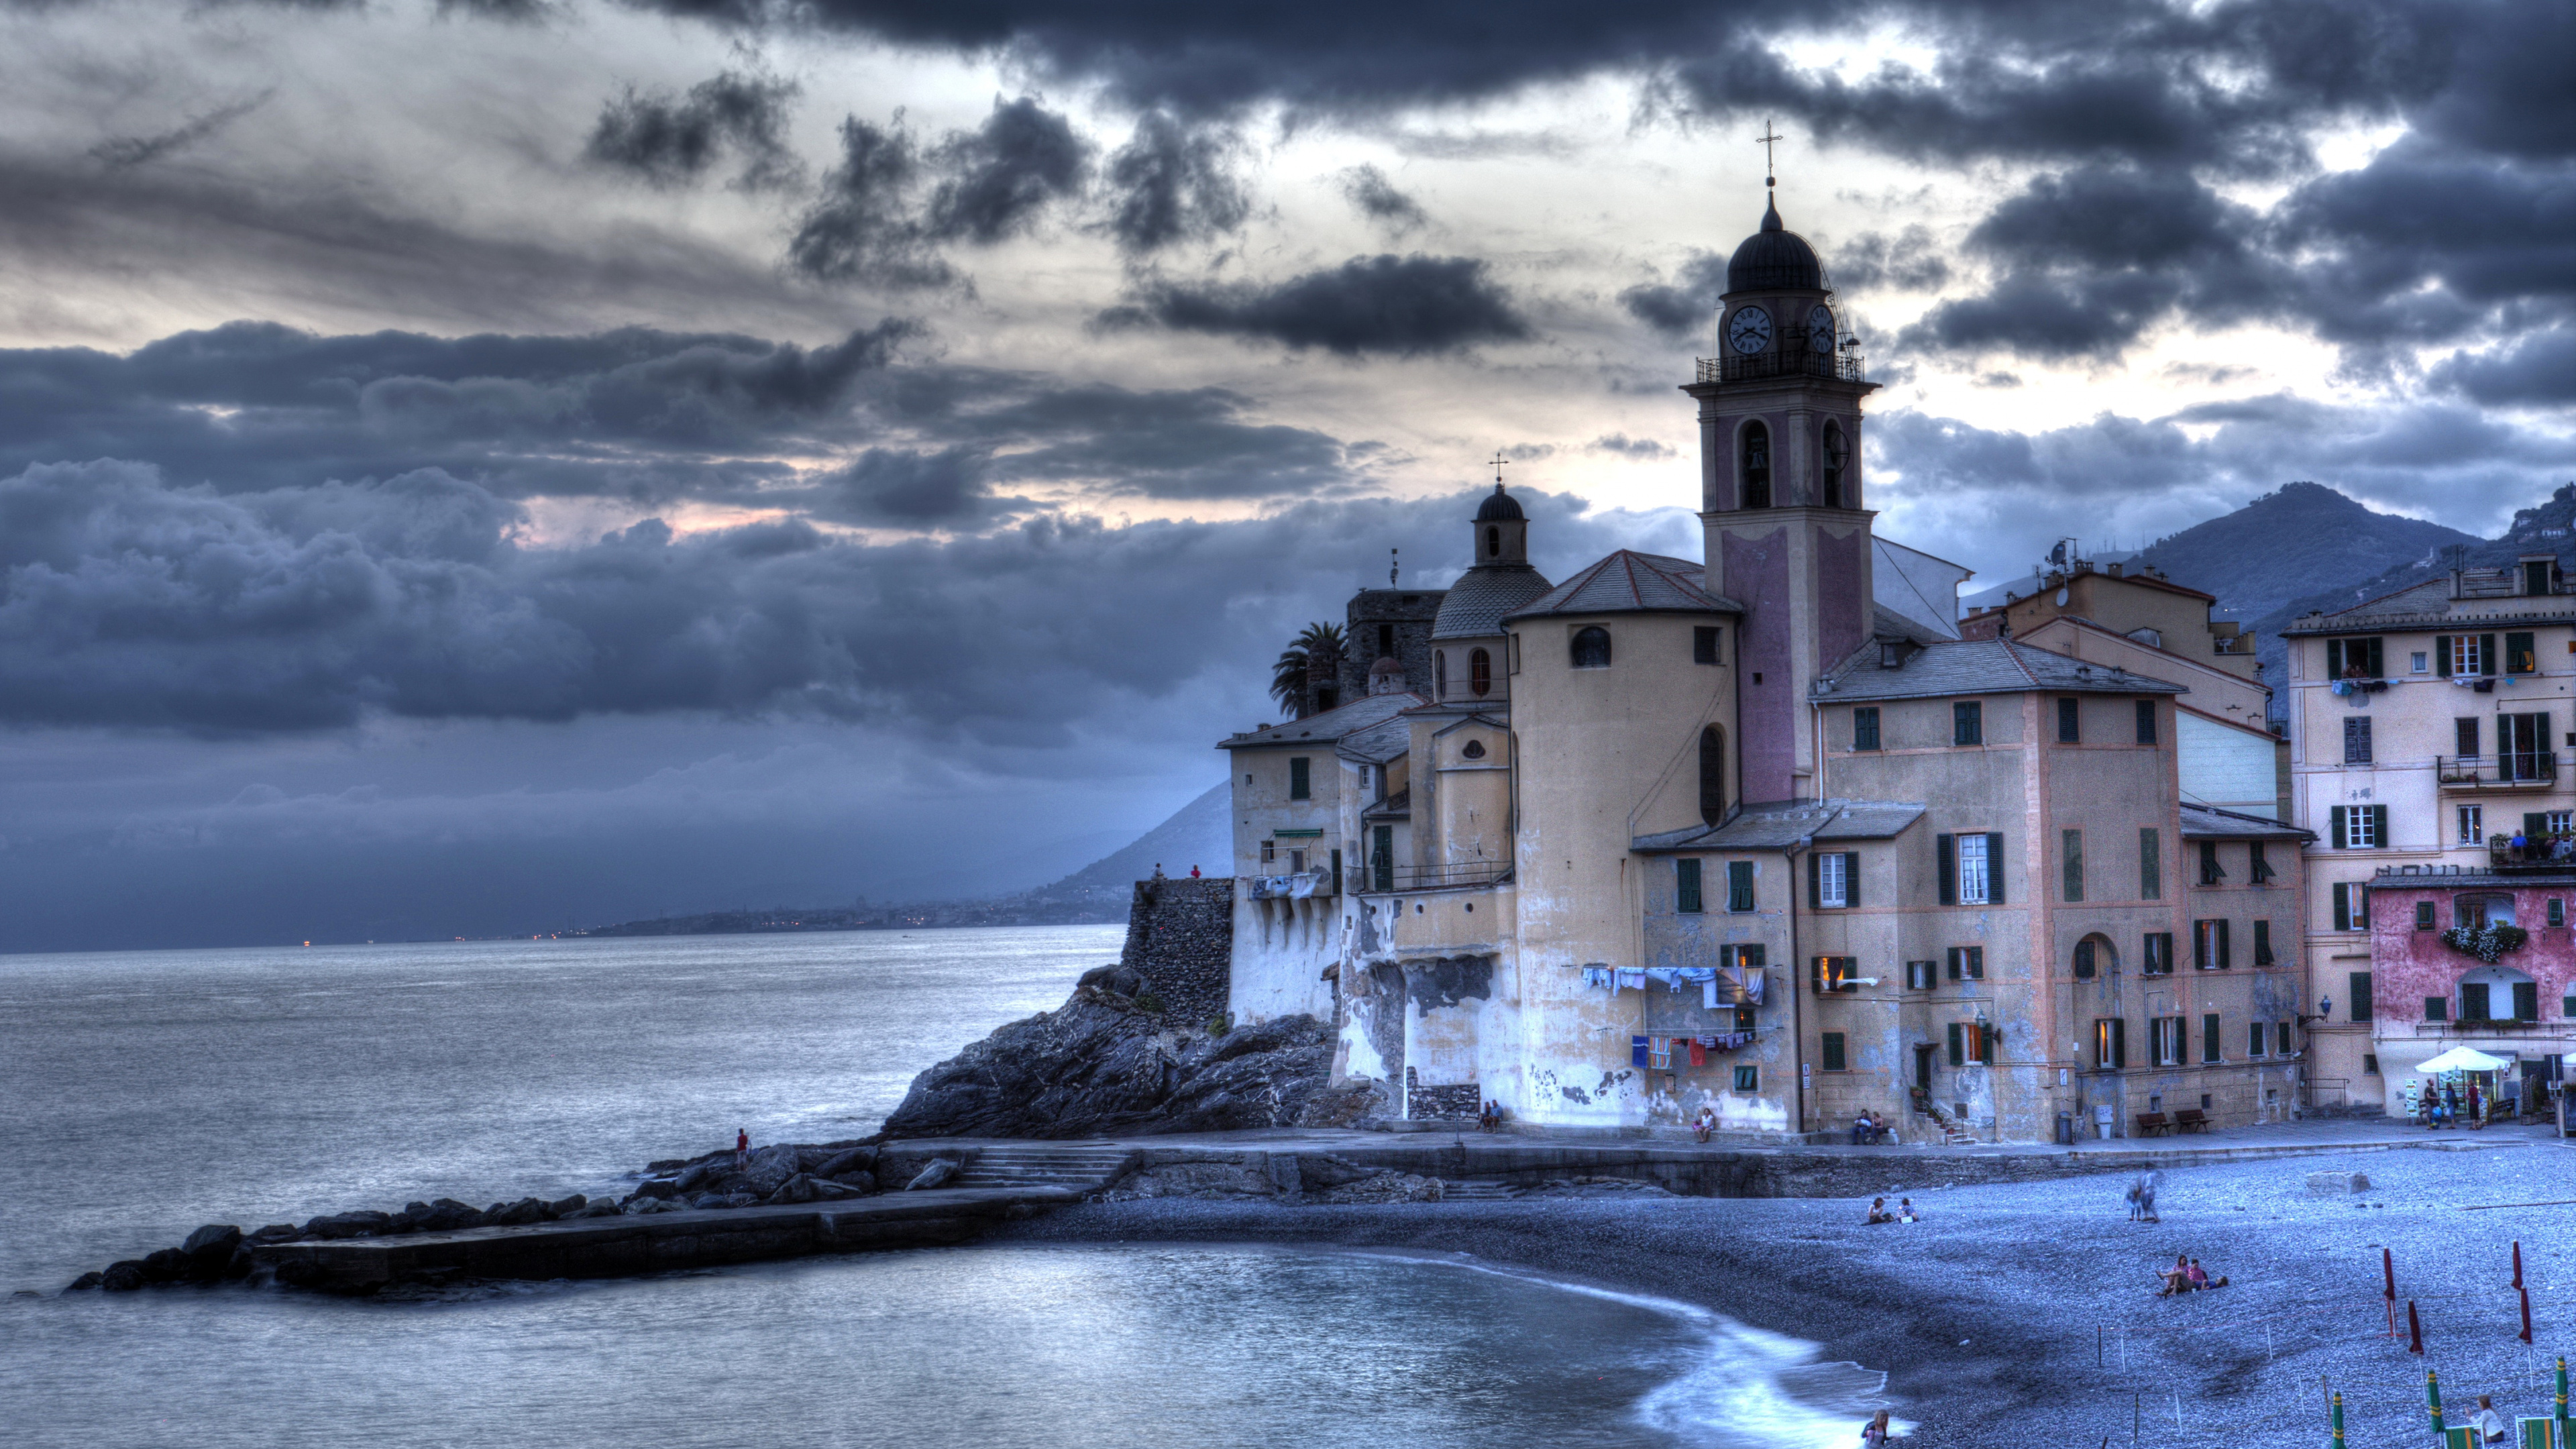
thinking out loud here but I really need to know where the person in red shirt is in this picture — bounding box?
[735,1128,749,1171]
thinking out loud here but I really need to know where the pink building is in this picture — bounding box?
[2364,865,2574,1107]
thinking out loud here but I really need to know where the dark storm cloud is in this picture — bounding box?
[89,91,274,170]
[0,458,1652,737]
[1102,112,1250,254]
[1587,434,1674,460]
[1335,164,1426,233]
[2432,327,2576,409]
[1826,227,1951,294]
[585,69,803,192]
[924,96,1091,244]
[802,445,1011,526]
[786,115,955,286]
[1619,252,1728,339]
[1102,254,1530,357]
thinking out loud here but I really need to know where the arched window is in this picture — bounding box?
[1469,647,1493,696]
[1698,724,1726,825]
[1462,739,1487,760]
[1821,421,1848,510]
[1434,650,1448,696]
[1741,421,1771,508]
[1485,525,1500,558]
[1570,627,1612,669]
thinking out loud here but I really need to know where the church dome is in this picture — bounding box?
[1474,482,1524,521]
[1368,655,1405,678]
[1725,195,1824,294]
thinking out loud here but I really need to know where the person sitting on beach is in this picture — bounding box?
[1861,1407,1893,1446]
[2471,1395,2508,1444]
[1896,1198,1920,1224]
[1692,1107,1715,1143]
[2185,1258,2228,1291]
[2156,1254,2194,1297]
[1865,1196,1894,1225]
[1477,1099,1501,1133]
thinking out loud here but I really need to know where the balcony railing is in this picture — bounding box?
[1695,347,1867,386]
[2438,753,2557,790]
[1358,859,1512,893]
[1248,869,1336,900]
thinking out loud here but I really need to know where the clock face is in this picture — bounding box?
[1726,305,1772,354]
[1809,305,1836,352]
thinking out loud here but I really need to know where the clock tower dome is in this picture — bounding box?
[1688,190,1880,804]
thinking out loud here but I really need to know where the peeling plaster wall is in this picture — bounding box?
[2367,880,2576,1092]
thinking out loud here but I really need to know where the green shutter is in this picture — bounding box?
[1676,858,1703,914]
[1822,1032,1846,1072]
[2062,829,2084,902]
[1937,833,1956,905]
[1946,1022,1964,1067]
[2329,806,2346,849]
[2253,918,2271,964]
[2369,805,2388,845]
[2481,634,2497,676]
[1968,947,1983,980]
[2349,971,2372,1022]
[1808,853,1821,910]
[2436,636,2452,677]
[1727,861,1754,912]
[2327,639,2345,677]
[1843,852,1860,908]
[1289,757,1310,799]
[2514,981,2539,1022]
[2217,918,2231,968]
[2332,885,2349,932]
[2139,828,2159,899]
[2203,1013,2222,1063]
[2194,922,2208,969]
[1985,833,2006,903]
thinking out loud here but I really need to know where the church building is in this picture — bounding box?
[1218,195,2310,1144]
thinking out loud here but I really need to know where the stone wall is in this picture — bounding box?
[1122,876,1236,1026]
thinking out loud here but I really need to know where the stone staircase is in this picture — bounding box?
[951,1143,1140,1192]
[1910,1091,1980,1146]
[1434,1179,1522,1201]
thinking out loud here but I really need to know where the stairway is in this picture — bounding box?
[949,1143,1140,1192]
[1435,1179,1522,1201]
[1909,1091,1980,1146]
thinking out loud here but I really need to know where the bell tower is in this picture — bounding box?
[1688,177,1880,804]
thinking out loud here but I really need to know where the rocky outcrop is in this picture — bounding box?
[879,964,1362,1139]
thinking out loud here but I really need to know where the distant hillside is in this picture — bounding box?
[1044,780,1232,893]
[2135,481,2476,626]
[2252,482,2576,655]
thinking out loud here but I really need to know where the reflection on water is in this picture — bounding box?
[3,1244,1887,1449]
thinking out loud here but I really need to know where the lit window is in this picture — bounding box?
[1957,834,1992,904]
[2459,804,2483,845]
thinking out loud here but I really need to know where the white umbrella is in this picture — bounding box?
[2417,1046,2513,1073]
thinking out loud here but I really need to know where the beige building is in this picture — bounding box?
[1216,197,2306,1142]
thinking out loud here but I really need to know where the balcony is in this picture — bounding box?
[1695,347,1867,386]
[1356,859,1512,894]
[2439,753,2557,791]
[1248,869,1336,901]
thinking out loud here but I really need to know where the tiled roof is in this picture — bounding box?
[1218,692,1424,750]
[2282,576,2576,634]
[2365,868,2576,891]
[1503,551,1741,624]
[1815,637,2186,703]
[1633,798,1925,853]
[1430,562,1554,639]
[1334,710,1413,765]
[2178,802,2312,843]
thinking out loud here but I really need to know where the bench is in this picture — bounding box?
[2134,1112,2172,1137]
[2174,1108,2212,1134]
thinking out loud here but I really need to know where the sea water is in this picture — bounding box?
[0,929,1884,1446]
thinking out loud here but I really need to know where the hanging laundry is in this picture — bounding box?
[1649,1037,1674,1070]
[1582,966,1613,991]
[1615,967,1648,993]
[1643,967,1684,991]
[1677,967,1717,981]
[1688,1039,1707,1068]
[1631,1035,1650,1068]
[1704,977,1721,1010]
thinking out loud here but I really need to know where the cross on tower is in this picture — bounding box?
[1489,450,1510,486]
[1755,119,1784,187]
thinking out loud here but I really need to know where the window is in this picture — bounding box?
[2412,652,2429,674]
[1288,848,1306,874]
[2458,718,2482,760]
[1693,626,1721,665]
[2135,699,2158,745]
[1468,647,1492,697]
[2330,881,2371,930]
[2093,1018,2127,1070]
[2364,1053,2381,1075]
[2502,714,2551,782]
[1812,956,1860,994]
[2514,981,2540,1021]
[1947,1021,1992,1066]
[2250,842,2273,883]
[1726,861,1755,912]
[1938,832,2003,905]
[1953,701,1983,746]
[1852,706,1880,751]
[2438,633,2495,678]
[2150,1016,2186,1067]
[1289,757,1311,800]
[2057,698,2080,743]
[2348,971,2373,1022]
[1260,839,1277,863]
[2140,828,2161,899]
[1570,627,1612,669]
[2343,717,2372,765]
[1811,851,1856,909]
[2329,805,2386,849]
[2199,840,2225,885]
[1905,959,1937,990]
[1945,945,1984,981]
[2073,939,2097,979]
[1733,1064,1759,1092]
[1485,525,1500,559]
[2202,1013,2223,1063]
[2553,811,2575,835]
[1371,824,1394,892]
[1699,726,1727,826]
[2253,919,2273,964]
[2249,1021,2268,1057]
[2554,899,2567,928]
[2414,901,2436,930]
[2192,918,2231,969]
[2142,932,2174,975]
[2062,829,2084,902]
[2526,560,2555,597]
[1740,421,1771,508]
[2508,631,2538,674]
[2424,995,2449,1022]
[2326,637,2383,679]
[1434,651,1448,696]
[2459,804,2484,844]
[1821,1032,1847,1072]
[1820,421,1848,508]
[1460,739,1485,760]
[1675,858,1703,914]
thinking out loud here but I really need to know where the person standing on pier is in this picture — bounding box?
[735,1128,749,1171]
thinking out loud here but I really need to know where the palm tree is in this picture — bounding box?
[1269,621,1346,718]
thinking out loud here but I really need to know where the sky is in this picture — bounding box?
[1,0,2571,951]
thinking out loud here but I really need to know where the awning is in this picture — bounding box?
[2417,1046,2514,1073]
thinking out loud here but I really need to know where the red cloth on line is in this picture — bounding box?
[1688,1040,1707,1067]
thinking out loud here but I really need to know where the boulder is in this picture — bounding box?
[906,1159,961,1191]
[561,1201,623,1220]
[547,1194,588,1217]
[627,1177,681,1201]
[2306,1171,2372,1195]
[141,1248,189,1283]
[828,1170,877,1194]
[879,991,1336,1140]
[248,1224,305,1246]
[100,1261,147,1292]
[223,1247,255,1281]
[739,1144,804,1196]
[674,1161,723,1193]
[1297,1154,1379,1191]
[813,1146,877,1179]
[808,1179,863,1201]
[486,1197,549,1226]
[65,1272,103,1291]
[303,1211,392,1240]
[623,1197,685,1215]
[767,1173,819,1205]
[180,1225,244,1281]
[413,1200,482,1232]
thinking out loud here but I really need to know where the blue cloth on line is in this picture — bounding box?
[1631,1035,1650,1068]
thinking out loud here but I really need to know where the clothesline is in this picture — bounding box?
[1578,962,1764,1008]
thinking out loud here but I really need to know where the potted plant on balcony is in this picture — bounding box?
[2440,922,2530,963]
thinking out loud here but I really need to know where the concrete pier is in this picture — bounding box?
[254,1186,1077,1290]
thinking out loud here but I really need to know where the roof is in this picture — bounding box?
[1333,708,1413,766]
[2365,869,2576,892]
[1503,550,1741,624]
[1430,561,1553,639]
[2178,803,2312,843]
[2282,576,2576,636]
[1872,602,1949,647]
[1474,483,1524,522]
[1219,691,1424,751]
[1726,195,1825,293]
[1633,798,1925,853]
[1815,637,2186,704]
